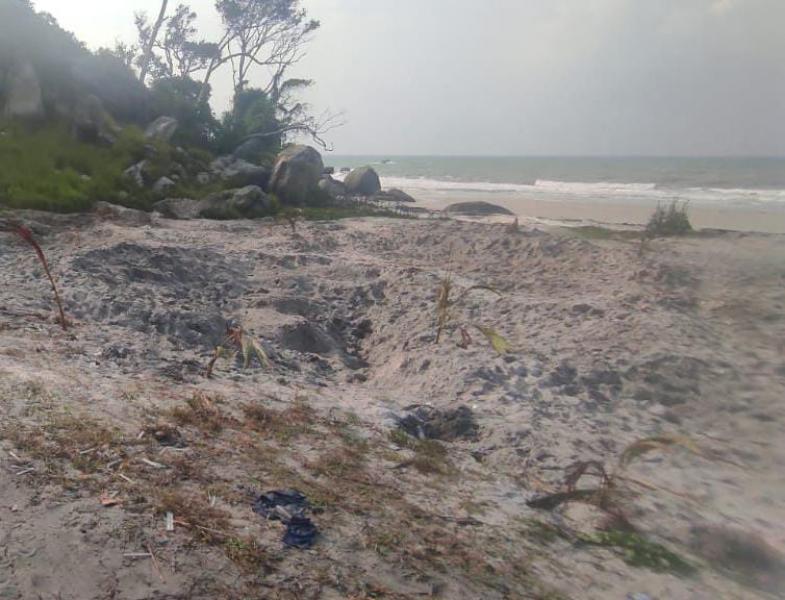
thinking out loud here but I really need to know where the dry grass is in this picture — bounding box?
[155,489,231,545]
[242,396,316,441]
[170,392,231,434]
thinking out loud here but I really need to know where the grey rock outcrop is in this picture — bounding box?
[269,145,324,205]
[198,185,273,220]
[144,116,178,142]
[71,94,119,145]
[152,177,176,195]
[318,176,347,198]
[210,156,270,189]
[444,201,514,216]
[3,60,43,118]
[123,160,150,188]
[153,186,273,220]
[344,166,381,196]
[152,198,202,220]
[373,188,417,204]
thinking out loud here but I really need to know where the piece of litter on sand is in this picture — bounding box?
[123,553,153,559]
[14,468,35,476]
[251,489,319,548]
[165,511,175,532]
[283,515,319,548]
[252,490,309,520]
[140,458,167,469]
[99,491,122,507]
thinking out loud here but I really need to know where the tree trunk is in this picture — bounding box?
[138,0,169,84]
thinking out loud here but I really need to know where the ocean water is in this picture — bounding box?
[327,156,785,208]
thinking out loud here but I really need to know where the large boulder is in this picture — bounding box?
[318,175,347,198]
[232,136,272,163]
[344,166,381,195]
[152,176,177,196]
[144,116,178,142]
[123,160,150,188]
[3,59,43,119]
[373,188,417,204]
[71,94,119,145]
[445,201,515,216]
[152,198,201,220]
[198,185,274,220]
[269,145,324,205]
[210,156,270,189]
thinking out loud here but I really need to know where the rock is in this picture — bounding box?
[445,201,515,216]
[318,175,347,198]
[3,59,43,119]
[373,189,417,204]
[71,94,119,145]
[153,176,176,195]
[144,116,178,142]
[269,145,324,205]
[387,188,416,203]
[210,156,270,189]
[344,166,381,196]
[232,136,271,162]
[123,160,150,188]
[169,162,188,180]
[339,167,350,173]
[398,406,479,441]
[323,166,335,175]
[690,525,785,593]
[152,198,201,220]
[197,185,274,220]
[93,201,152,226]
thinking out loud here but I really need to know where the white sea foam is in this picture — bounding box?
[376,176,785,206]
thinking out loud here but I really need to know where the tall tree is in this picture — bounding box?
[137,0,169,83]
[197,0,319,102]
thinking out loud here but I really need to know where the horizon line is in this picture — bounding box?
[324,153,785,159]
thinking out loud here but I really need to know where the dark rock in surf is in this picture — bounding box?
[445,201,514,216]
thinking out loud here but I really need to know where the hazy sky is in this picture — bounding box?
[33,0,785,156]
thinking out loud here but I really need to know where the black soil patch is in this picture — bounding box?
[65,243,251,348]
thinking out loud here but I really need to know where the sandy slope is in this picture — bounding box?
[1,208,784,599]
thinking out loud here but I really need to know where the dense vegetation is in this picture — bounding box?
[0,0,333,213]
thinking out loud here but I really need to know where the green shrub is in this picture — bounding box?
[645,201,693,237]
[0,120,148,212]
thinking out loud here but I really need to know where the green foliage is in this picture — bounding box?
[214,88,281,160]
[579,530,696,575]
[150,77,219,147]
[646,201,693,237]
[0,120,147,211]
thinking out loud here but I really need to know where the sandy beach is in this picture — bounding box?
[1,207,784,599]
[404,188,785,233]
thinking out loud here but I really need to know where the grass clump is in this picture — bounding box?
[170,392,230,434]
[388,429,453,475]
[645,201,693,237]
[579,530,695,575]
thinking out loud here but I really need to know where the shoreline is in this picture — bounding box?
[392,187,785,234]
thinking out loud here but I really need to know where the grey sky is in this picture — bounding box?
[33,0,785,156]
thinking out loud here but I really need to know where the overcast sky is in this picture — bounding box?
[33,0,785,156]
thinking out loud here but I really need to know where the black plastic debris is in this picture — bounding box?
[283,515,319,549]
[252,489,318,548]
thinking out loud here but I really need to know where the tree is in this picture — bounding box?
[137,0,169,83]
[194,1,318,101]
[135,3,219,81]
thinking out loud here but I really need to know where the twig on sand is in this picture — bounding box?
[147,542,165,582]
